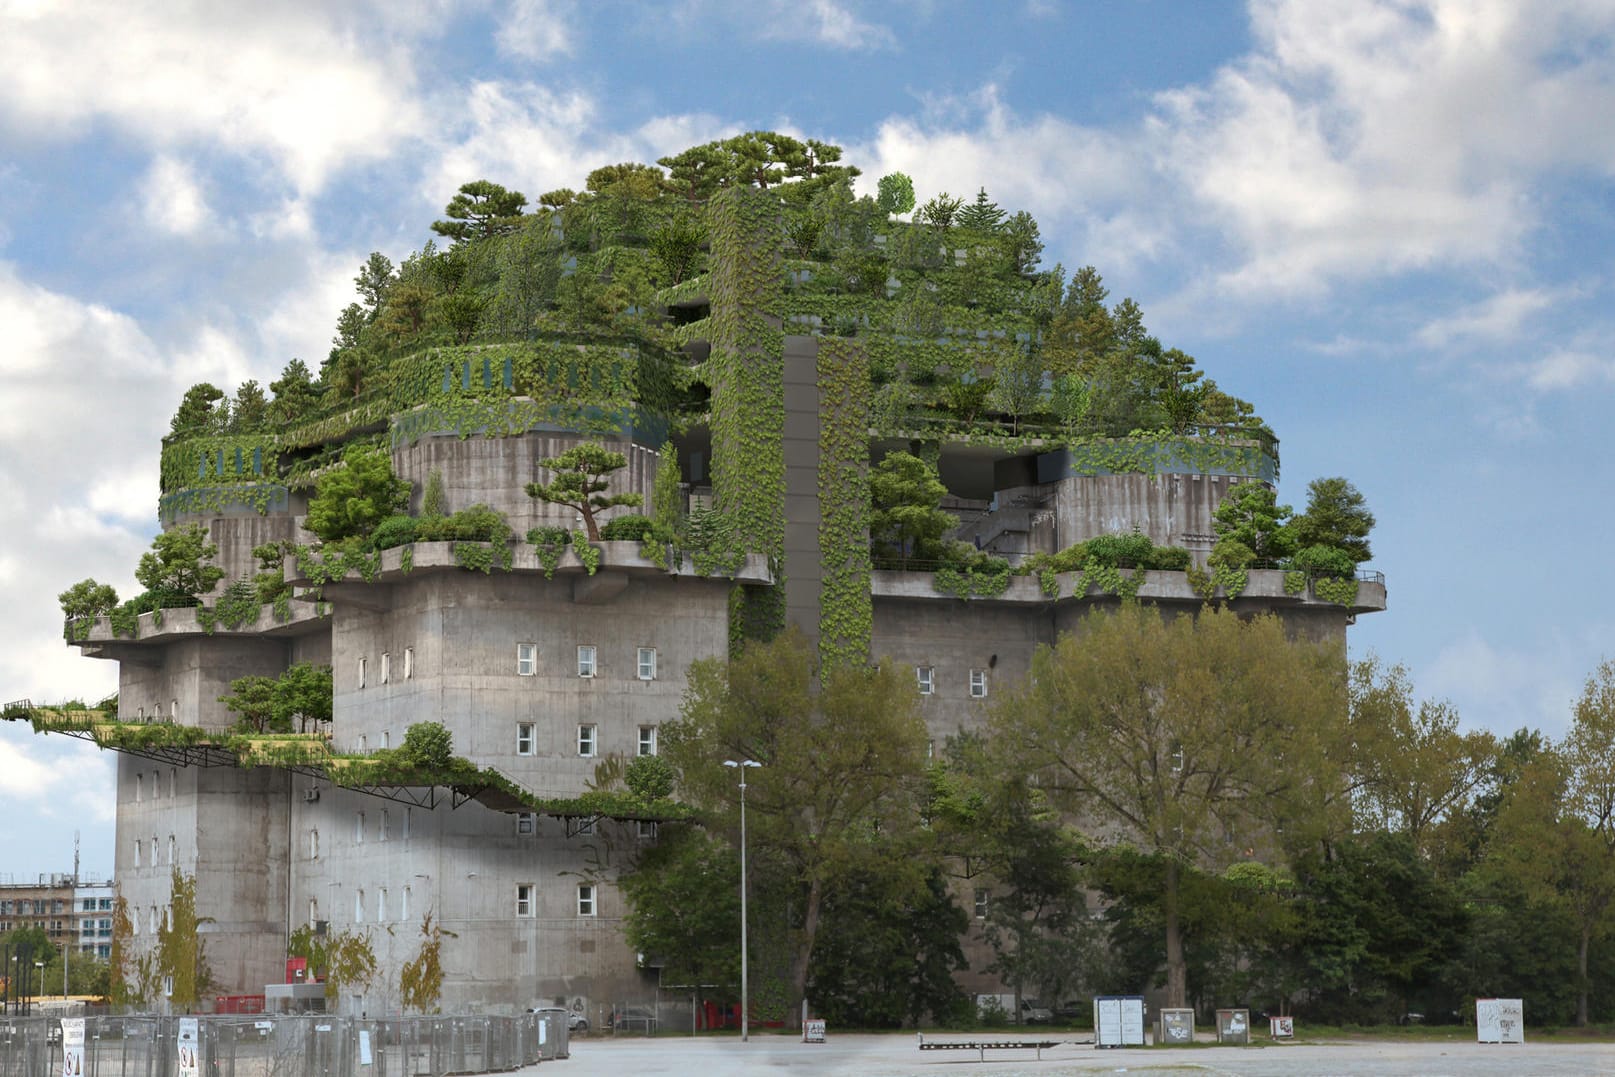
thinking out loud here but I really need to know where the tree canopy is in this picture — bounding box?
[525,443,643,542]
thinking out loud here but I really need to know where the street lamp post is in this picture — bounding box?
[723,759,762,1043]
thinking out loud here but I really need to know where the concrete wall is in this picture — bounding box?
[1041,471,1249,558]
[119,637,293,729]
[393,430,657,539]
[331,569,730,789]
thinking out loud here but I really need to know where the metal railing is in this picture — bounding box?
[0,1012,568,1077]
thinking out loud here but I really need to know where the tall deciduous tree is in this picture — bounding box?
[659,629,931,1026]
[59,578,119,621]
[156,869,214,1012]
[398,912,456,1014]
[1493,660,1615,1025]
[1349,657,1495,862]
[525,443,643,542]
[990,604,1346,1009]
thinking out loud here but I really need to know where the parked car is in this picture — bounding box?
[529,1007,588,1034]
[1020,999,1054,1024]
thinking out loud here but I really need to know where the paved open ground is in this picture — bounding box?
[549,1033,1615,1076]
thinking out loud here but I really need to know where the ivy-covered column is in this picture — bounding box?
[815,337,872,667]
[707,186,786,644]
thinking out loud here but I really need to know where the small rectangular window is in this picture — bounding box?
[402,808,411,840]
[638,726,658,757]
[380,652,391,684]
[358,656,367,689]
[577,884,596,917]
[517,722,536,756]
[974,888,989,919]
[401,887,410,923]
[917,666,935,696]
[517,642,537,676]
[637,647,657,680]
[517,884,534,917]
[516,813,537,835]
[578,724,597,757]
[354,890,365,923]
[135,774,143,803]
[354,812,365,844]
[969,669,988,698]
[380,809,390,842]
[637,821,658,841]
[133,840,142,868]
[378,888,388,922]
[404,647,414,679]
[308,829,319,859]
[577,645,597,678]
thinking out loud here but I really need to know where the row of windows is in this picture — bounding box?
[516,883,595,917]
[916,666,990,699]
[79,919,113,936]
[0,899,68,915]
[357,648,415,689]
[79,898,115,912]
[306,808,415,857]
[132,835,176,868]
[130,701,177,721]
[130,905,171,935]
[518,644,657,680]
[516,723,657,758]
[514,813,657,840]
[133,769,178,802]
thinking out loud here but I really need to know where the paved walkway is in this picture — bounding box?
[551,1033,1615,1076]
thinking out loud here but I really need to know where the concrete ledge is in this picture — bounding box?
[872,567,1387,615]
[69,599,328,649]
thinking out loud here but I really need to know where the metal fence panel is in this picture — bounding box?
[0,1013,553,1077]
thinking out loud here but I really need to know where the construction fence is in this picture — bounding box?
[0,1012,569,1077]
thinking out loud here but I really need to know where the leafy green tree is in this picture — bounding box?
[917,192,963,232]
[331,303,367,357]
[431,180,527,243]
[168,382,227,440]
[1289,833,1468,1023]
[136,524,224,601]
[1350,658,1496,862]
[402,721,453,768]
[987,344,1047,433]
[109,890,135,1007]
[1212,482,1294,562]
[1002,210,1043,273]
[875,172,916,217]
[650,443,683,537]
[268,359,321,424]
[486,216,562,337]
[59,578,119,621]
[659,629,932,1026]
[304,445,410,545]
[436,290,486,344]
[398,912,456,1014]
[658,141,736,200]
[156,869,215,1012]
[525,443,643,542]
[621,826,741,990]
[275,662,333,731]
[991,604,1347,1009]
[648,216,706,285]
[808,865,970,1027]
[868,451,953,566]
[219,675,278,732]
[1291,477,1375,563]
[1492,661,1615,1025]
[421,469,448,517]
[957,187,1006,231]
[354,252,395,317]
[229,380,270,433]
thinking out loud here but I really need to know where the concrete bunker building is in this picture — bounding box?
[44,181,1384,1016]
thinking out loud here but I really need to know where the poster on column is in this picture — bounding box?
[61,1018,85,1077]
[177,1017,200,1077]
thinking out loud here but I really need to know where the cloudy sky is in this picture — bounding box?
[3,0,1614,882]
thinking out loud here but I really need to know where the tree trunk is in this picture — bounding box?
[788,875,824,1031]
[1164,858,1187,1009]
[1578,924,1591,1027]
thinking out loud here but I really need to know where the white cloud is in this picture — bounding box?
[1419,629,1593,740]
[496,0,577,61]
[1149,0,1615,296]
[140,156,214,237]
[0,2,427,194]
[1520,348,1615,392]
[669,0,897,51]
[1416,287,1570,348]
[422,80,735,203]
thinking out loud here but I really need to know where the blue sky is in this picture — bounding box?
[3,0,1614,882]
